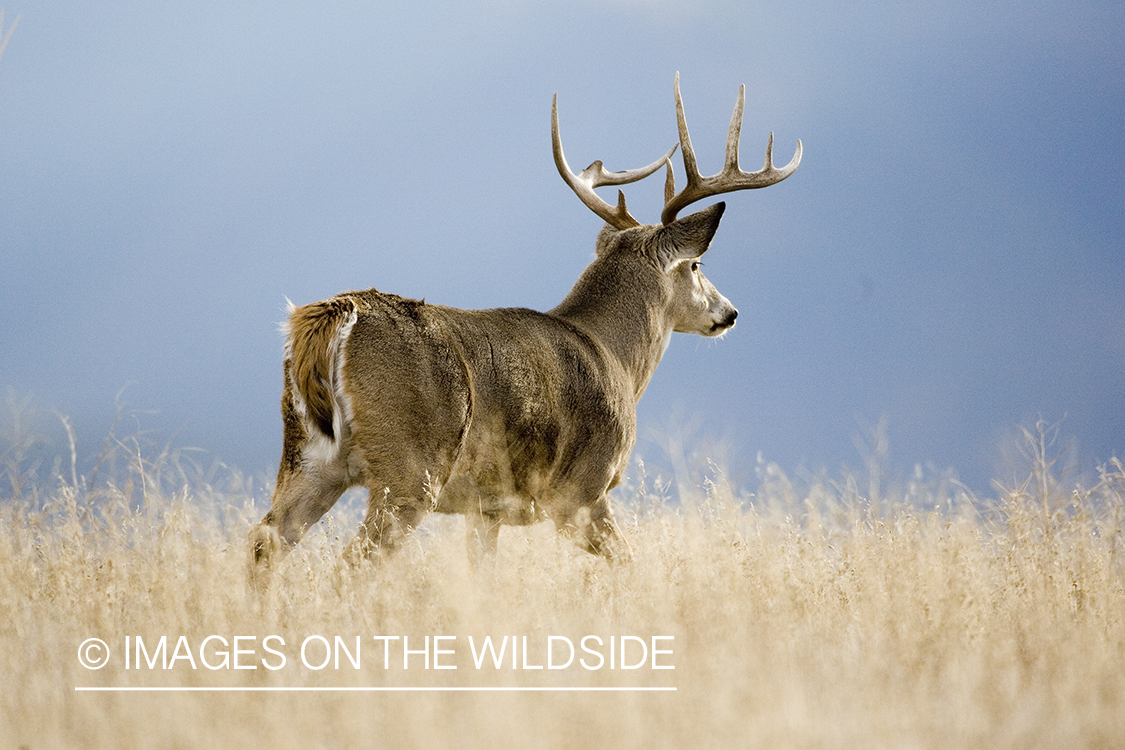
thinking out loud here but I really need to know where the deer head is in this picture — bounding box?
[550,73,801,390]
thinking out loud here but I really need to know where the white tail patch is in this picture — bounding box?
[285,299,359,470]
[330,307,359,442]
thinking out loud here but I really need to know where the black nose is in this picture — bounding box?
[711,309,738,333]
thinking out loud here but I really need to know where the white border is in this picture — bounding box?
[75,686,676,692]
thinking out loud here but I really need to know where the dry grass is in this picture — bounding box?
[0,10,18,64]
[2,415,1123,749]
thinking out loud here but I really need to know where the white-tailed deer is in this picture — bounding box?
[249,74,800,581]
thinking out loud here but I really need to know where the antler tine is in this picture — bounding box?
[552,93,676,229]
[673,72,701,190]
[725,84,745,172]
[661,73,802,225]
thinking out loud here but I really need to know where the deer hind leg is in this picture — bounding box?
[341,403,465,566]
[342,485,429,565]
[249,466,349,585]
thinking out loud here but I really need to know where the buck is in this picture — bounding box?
[248,74,800,581]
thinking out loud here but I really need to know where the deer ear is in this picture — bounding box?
[656,202,726,264]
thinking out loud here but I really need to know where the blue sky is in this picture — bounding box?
[1,0,1122,494]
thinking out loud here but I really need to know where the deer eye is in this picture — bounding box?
[690,261,701,272]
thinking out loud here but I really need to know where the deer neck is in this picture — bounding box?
[549,258,672,400]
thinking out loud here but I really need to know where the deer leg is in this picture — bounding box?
[556,494,633,564]
[249,467,348,586]
[465,510,501,572]
[343,485,428,565]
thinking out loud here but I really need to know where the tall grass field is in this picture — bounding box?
[2,411,1123,749]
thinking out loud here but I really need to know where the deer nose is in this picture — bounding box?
[711,308,737,333]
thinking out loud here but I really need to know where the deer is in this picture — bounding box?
[248,73,801,584]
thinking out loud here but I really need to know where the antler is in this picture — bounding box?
[552,93,677,230]
[661,72,802,225]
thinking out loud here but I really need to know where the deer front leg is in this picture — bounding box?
[465,510,501,573]
[556,494,633,564]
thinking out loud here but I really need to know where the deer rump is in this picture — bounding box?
[284,288,634,533]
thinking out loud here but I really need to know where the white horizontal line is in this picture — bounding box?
[75,686,676,693]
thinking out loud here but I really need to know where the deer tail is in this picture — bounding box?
[282,295,360,441]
